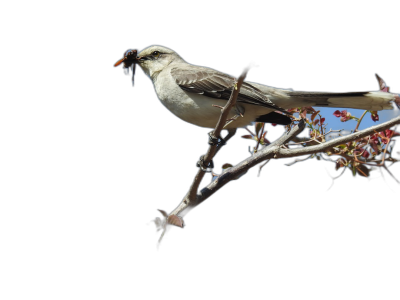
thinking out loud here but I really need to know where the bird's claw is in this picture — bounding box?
[208,131,222,146]
[196,155,214,172]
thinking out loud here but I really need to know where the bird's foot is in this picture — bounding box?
[208,129,231,147]
[196,155,214,172]
[208,130,223,146]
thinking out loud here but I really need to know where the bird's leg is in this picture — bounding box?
[208,132,217,145]
[215,128,237,155]
[199,128,237,172]
[208,128,236,152]
[196,155,214,172]
[209,105,242,146]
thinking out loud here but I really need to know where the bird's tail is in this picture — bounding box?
[284,90,399,111]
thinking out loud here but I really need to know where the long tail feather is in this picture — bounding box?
[285,90,396,111]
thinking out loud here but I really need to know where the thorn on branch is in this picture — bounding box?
[285,155,313,166]
[258,159,270,177]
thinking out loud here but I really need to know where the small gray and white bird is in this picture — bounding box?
[115,45,399,129]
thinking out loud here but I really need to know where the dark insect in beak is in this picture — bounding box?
[114,49,139,86]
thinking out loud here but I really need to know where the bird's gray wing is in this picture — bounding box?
[171,66,290,115]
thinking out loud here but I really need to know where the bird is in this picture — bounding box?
[114,45,399,130]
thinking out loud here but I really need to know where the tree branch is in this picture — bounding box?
[167,68,249,223]
[196,119,306,203]
[196,114,400,203]
[277,114,400,159]
[156,84,400,232]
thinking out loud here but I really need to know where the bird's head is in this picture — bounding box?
[136,45,184,79]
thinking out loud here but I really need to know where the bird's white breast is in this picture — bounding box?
[152,67,267,128]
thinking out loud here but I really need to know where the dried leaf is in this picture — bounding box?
[375,74,389,92]
[241,135,253,139]
[311,111,320,122]
[335,158,345,170]
[356,164,370,177]
[167,215,184,228]
[158,209,168,218]
[304,106,315,113]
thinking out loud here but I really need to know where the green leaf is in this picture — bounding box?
[352,165,356,177]
[261,136,271,145]
[255,122,263,136]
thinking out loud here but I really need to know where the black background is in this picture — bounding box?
[69,12,400,278]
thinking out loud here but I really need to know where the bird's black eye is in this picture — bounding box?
[152,51,160,57]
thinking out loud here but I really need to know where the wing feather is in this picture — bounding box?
[171,67,290,115]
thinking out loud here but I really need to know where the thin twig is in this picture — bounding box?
[383,164,400,183]
[289,129,342,145]
[197,120,306,203]
[196,115,400,203]
[354,110,368,131]
[278,115,400,159]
